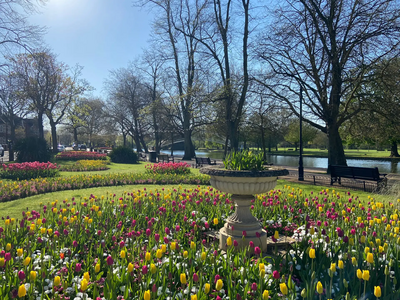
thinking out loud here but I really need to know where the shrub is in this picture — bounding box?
[14,137,50,162]
[223,150,266,171]
[0,161,59,180]
[59,160,109,172]
[145,162,191,175]
[109,146,138,164]
[55,151,108,161]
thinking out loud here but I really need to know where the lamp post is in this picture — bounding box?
[298,86,304,181]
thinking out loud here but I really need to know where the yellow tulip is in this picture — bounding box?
[338,260,344,269]
[280,283,288,295]
[190,241,196,249]
[145,252,151,261]
[180,273,187,284]
[367,252,374,264]
[161,244,167,253]
[183,251,188,258]
[216,279,223,290]
[17,248,23,257]
[84,272,90,282]
[227,236,232,246]
[120,250,126,259]
[191,295,197,300]
[128,263,134,273]
[150,263,157,274]
[357,269,362,279]
[262,290,269,300]
[352,257,357,266]
[362,270,370,281]
[30,271,37,281]
[156,249,162,259]
[316,281,323,294]
[374,286,382,298]
[6,243,11,251]
[23,257,31,266]
[144,290,151,300]
[54,276,61,286]
[201,251,206,261]
[330,263,336,273]
[81,278,88,291]
[274,231,279,239]
[309,248,316,259]
[0,258,4,267]
[171,242,176,251]
[204,283,210,294]
[213,218,218,225]
[18,284,26,298]
[95,263,101,273]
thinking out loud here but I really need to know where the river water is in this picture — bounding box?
[164,150,400,174]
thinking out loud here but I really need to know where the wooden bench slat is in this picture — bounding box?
[329,165,387,190]
[195,157,217,168]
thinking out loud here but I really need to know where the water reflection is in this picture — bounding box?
[163,150,399,174]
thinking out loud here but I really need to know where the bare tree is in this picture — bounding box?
[10,50,60,139]
[105,66,149,152]
[0,0,47,61]
[0,68,28,143]
[136,0,209,160]
[45,65,90,152]
[256,0,400,166]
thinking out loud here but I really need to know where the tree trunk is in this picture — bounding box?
[73,127,78,147]
[49,120,58,153]
[133,133,142,153]
[139,134,148,153]
[327,124,347,168]
[390,140,400,157]
[182,129,195,160]
[37,112,44,139]
[260,126,267,160]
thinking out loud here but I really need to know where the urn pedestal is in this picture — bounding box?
[200,166,289,252]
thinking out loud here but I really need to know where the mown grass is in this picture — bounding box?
[265,148,397,159]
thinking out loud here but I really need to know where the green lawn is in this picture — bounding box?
[268,147,397,159]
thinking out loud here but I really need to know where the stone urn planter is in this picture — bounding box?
[200,165,289,252]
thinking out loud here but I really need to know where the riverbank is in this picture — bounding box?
[191,148,400,161]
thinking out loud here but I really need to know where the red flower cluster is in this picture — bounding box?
[56,151,107,161]
[1,162,59,180]
[145,162,191,175]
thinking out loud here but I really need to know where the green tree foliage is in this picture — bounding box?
[109,146,138,164]
[284,119,318,151]
[14,137,50,162]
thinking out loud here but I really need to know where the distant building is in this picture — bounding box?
[0,117,39,145]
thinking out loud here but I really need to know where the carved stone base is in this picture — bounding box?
[219,227,268,252]
[219,194,268,251]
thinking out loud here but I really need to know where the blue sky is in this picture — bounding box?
[29,0,153,98]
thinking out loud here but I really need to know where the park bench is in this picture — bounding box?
[329,165,387,191]
[195,157,217,168]
[157,154,174,163]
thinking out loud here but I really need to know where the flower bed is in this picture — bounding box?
[0,162,59,180]
[145,162,191,175]
[59,160,109,172]
[56,151,108,161]
[0,186,399,299]
[0,173,210,202]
